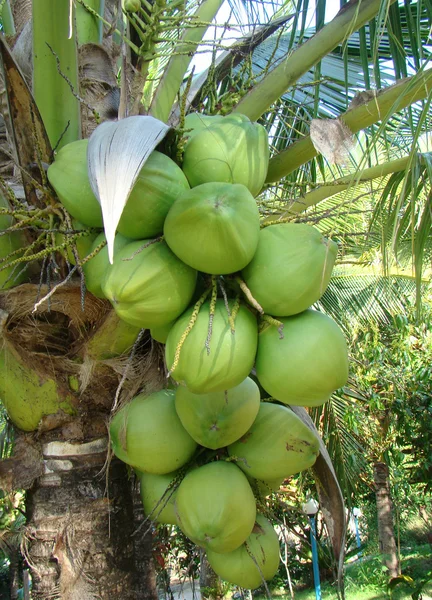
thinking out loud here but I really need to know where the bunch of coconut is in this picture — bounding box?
[46,112,349,590]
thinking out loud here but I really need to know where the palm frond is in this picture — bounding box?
[317,272,423,328]
[231,0,397,120]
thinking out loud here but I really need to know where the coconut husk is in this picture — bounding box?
[0,283,167,438]
[1,283,108,332]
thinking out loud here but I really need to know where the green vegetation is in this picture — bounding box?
[260,545,432,600]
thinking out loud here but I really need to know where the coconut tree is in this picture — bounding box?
[0,0,430,597]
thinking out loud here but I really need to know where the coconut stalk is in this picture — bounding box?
[76,0,104,45]
[266,69,432,183]
[33,0,81,148]
[272,155,413,217]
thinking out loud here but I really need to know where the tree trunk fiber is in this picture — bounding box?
[25,437,156,600]
[373,461,399,578]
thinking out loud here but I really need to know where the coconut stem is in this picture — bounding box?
[244,542,272,599]
[229,294,241,333]
[176,71,195,164]
[261,314,284,339]
[121,236,164,261]
[168,288,211,377]
[0,230,93,275]
[217,278,235,332]
[261,216,294,228]
[235,276,264,314]
[205,275,218,355]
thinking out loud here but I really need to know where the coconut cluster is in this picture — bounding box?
[44,112,349,590]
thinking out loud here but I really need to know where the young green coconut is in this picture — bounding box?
[228,402,320,480]
[83,231,130,298]
[165,299,258,394]
[174,376,261,449]
[47,139,104,228]
[164,182,260,275]
[102,238,197,329]
[110,389,197,474]
[116,151,190,240]
[137,470,180,525]
[241,223,337,316]
[255,309,349,407]
[181,114,269,197]
[206,514,280,590]
[48,141,189,240]
[174,461,256,553]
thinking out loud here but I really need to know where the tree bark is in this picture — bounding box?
[373,461,399,578]
[130,476,158,600]
[25,437,155,600]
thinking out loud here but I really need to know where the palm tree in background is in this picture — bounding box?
[0,0,430,597]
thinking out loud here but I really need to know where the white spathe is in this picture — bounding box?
[87,116,170,263]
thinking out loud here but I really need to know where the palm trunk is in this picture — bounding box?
[373,461,399,578]
[0,284,163,599]
[25,437,157,600]
[130,476,159,599]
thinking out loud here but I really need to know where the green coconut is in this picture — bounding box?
[83,232,130,298]
[175,461,256,553]
[247,476,284,498]
[150,320,175,344]
[182,114,269,197]
[47,139,103,228]
[256,309,349,406]
[242,223,337,317]
[85,311,141,360]
[228,402,320,480]
[110,389,197,474]
[0,342,76,432]
[164,182,260,275]
[183,113,225,142]
[165,300,258,394]
[137,470,179,525]
[102,239,197,329]
[174,377,260,449]
[117,151,190,240]
[0,195,28,289]
[207,514,280,589]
